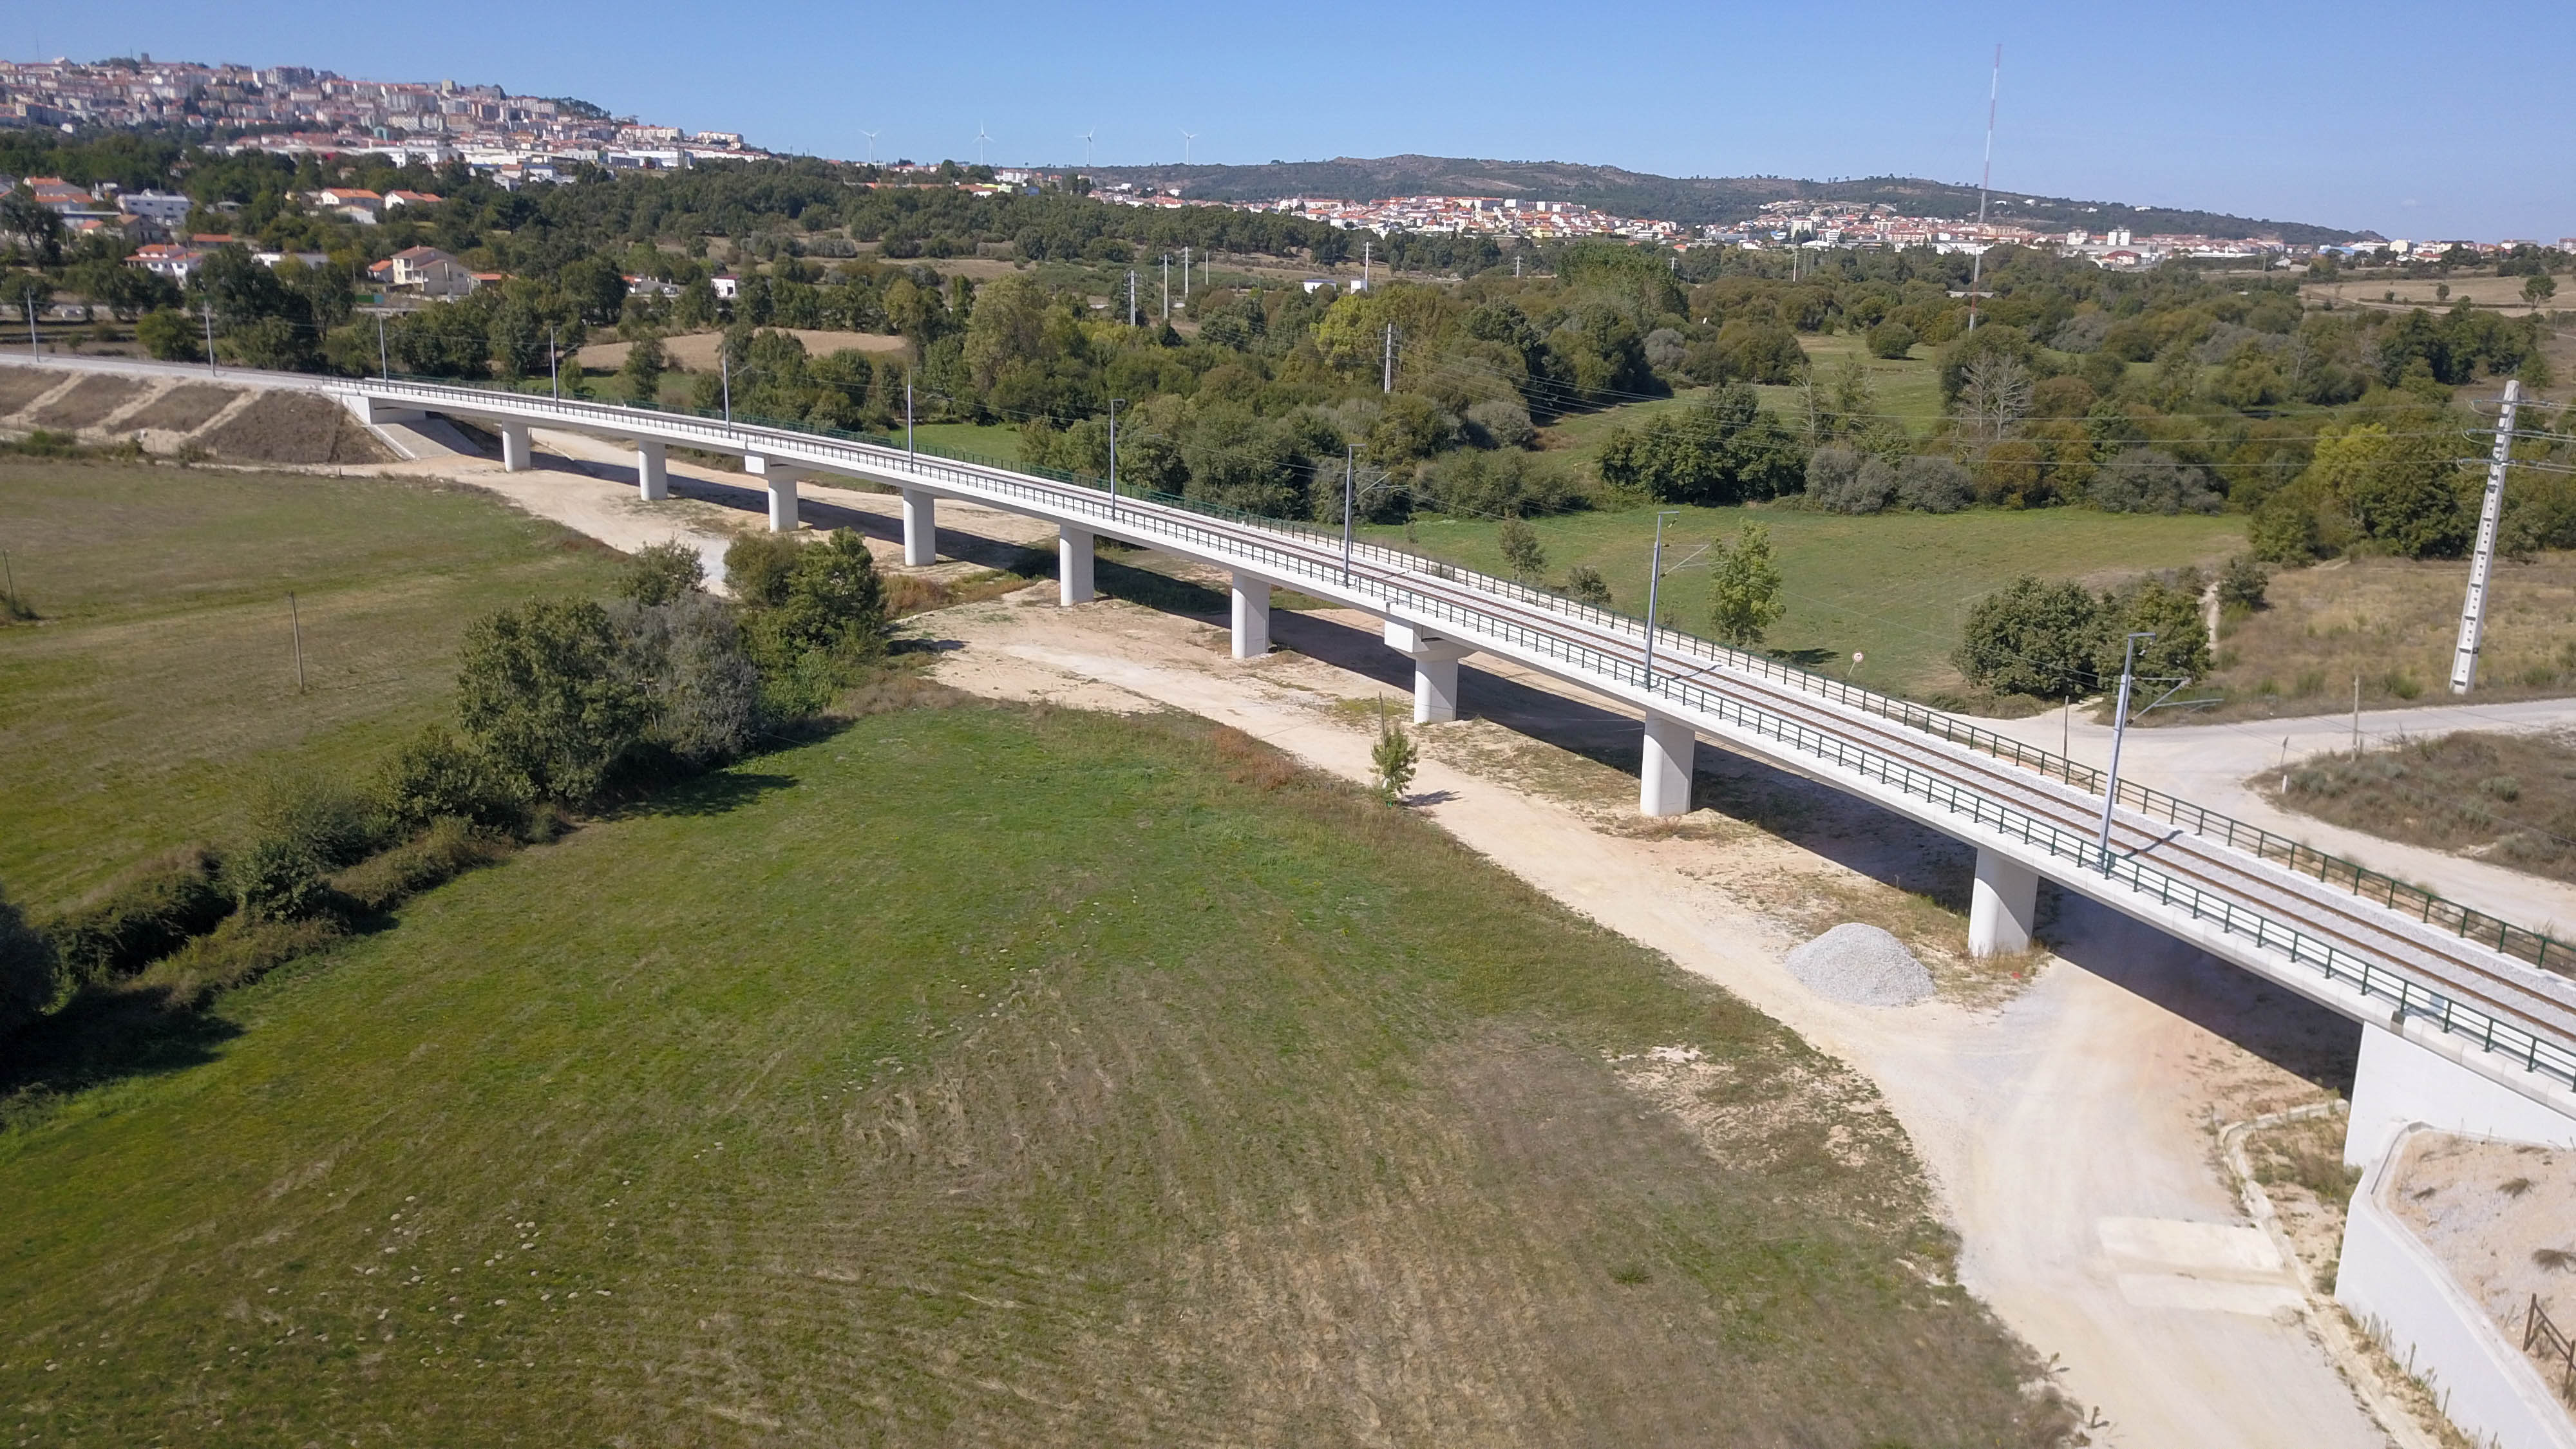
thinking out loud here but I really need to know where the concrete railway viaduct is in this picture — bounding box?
[14,354,2576,1173]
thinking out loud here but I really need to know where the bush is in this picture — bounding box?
[138,914,342,1010]
[724,532,803,609]
[455,598,649,804]
[1565,564,1612,607]
[624,539,705,605]
[770,529,887,659]
[2088,448,2221,515]
[1805,443,1896,515]
[0,880,61,1036]
[612,593,762,763]
[331,817,513,914]
[43,847,231,982]
[1954,576,2101,701]
[375,724,524,832]
[1416,449,1581,519]
[1497,517,1546,580]
[1895,455,1973,513]
[2218,554,2268,611]
[226,770,384,920]
[1463,397,1536,450]
[1867,321,1917,359]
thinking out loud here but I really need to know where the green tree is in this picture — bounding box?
[1707,524,1786,647]
[617,335,667,401]
[768,528,887,659]
[623,539,705,605]
[2096,578,2211,687]
[1867,320,1916,359]
[1953,576,2101,701]
[454,598,649,804]
[1565,564,1612,607]
[135,306,200,361]
[2524,274,2557,308]
[1372,706,1419,803]
[724,531,803,609]
[1497,516,1546,580]
[0,187,64,267]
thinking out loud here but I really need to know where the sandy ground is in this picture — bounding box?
[1983,701,2576,937]
[70,425,2418,1444]
[2388,1132,2576,1356]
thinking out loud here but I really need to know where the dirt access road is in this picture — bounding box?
[369,437,2403,1445]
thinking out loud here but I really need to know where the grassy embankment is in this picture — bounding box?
[0,464,2067,1442]
[0,461,628,913]
[2263,730,2576,885]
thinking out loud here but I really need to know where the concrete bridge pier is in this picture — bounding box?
[497,419,532,472]
[1058,526,1094,605]
[634,439,667,501]
[1639,711,1696,817]
[1968,849,2039,957]
[1231,574,1272,658]
[1383,621,1472,724]
[744,455,801,532]
[902,489,937,566]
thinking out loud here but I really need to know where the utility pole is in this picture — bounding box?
[1161,254,1170,321]
[1107,397,1122,511]
[1182,245,1191,301]
[1340,444,1356,581]
[1965,44,2001,334]
[2448,379,2522,694]
[202,301,216,373]
[1381,323,1394,393]
[1642,511,1679,685]
[720,349,731,422]
[904,372,914,455]
[24,292,36,355]
[289,592,307,694]
[2095,630,2153,873]
[1361,238,1370,290]
[1127,270,1137,327]
[548,325,560,399]
[376,313,389,378]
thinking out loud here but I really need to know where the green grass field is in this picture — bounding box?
[0,461,627,912]
[1537,332,1946,474]
[1387,503,2246,697]
[903,419,1022,460]
[0,702,2060,1443]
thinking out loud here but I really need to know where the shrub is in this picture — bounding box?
[43,847,231,981]
[2088,448,2222,515]
[455,598,649,805]
[611,593,762,764]
[1806,444,1896,515]
[1497,517,1546,580]
[331,817,513,914]
[771,529,887,658]
[624,539,705,605]
[724,531,803,609]
[2096,576,2212,684]
[1867,321,1917,359]
[1565,564,1612,607]
[1372,712,1418,803]
[226,770,383,920]
[138,914,342,1010]
[1895,455,1973,513]
[1463,397,1536,450]
[375,724,524,832]
[1416,448,1581,518]
[0,881,61,1036]
[1954,576,2101,701]
[2217,554,2268,611]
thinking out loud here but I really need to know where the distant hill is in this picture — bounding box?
[1085,155,2378,247]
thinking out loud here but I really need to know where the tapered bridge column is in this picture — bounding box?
[497,419,532,472]
[635,438,667,501]
[902,489,937,567]
[1383,620,1473,724]
[1968,848,2038,958]
[744,454,801,533]
[1231,573,1271,658]
[1640,710,1695,817]
[1058,525,1094,605]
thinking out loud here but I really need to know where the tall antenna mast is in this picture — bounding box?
[1965,44,2000,334]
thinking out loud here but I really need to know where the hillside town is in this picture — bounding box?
[0,56,770,175]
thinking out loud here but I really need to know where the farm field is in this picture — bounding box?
[1383,502,2246,698]
[0,700,2061,1444]
[0,461,627,912]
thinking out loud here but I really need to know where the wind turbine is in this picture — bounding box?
[1181,129,1197,165]
[1081,129,1094,167]
[975,120,990,166]
[860,129,879,165]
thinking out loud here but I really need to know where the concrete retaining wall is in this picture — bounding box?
[2337,1126,2576,1449]
[2349,1023,2576,1168]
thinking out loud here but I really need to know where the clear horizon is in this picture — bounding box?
[24,0,2574,241]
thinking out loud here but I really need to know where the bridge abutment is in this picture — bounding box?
[1640,711,1695,817]
[498,419,532,472]
[902,489,937,566]
[635,439,667,501]
[1969,848,2039,957]
[2344,1019,2576,1168]
[744,455,801,532]
[1383,621,1471,723]
[1232,574,1271,658]
[1059,526,1094,605]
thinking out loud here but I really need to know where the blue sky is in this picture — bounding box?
[31,1,2575,240]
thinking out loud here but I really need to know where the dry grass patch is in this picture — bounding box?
[2260,730,2576,884]
[0,366,67,415]
[2189,553,2576,721]
[121,381,238,433]
[25,374,141,430]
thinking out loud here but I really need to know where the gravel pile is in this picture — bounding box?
[1784,923,1934,1007]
